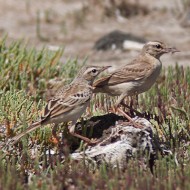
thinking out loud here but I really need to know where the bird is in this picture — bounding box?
[93,41,179,126]
[10,65,110,145]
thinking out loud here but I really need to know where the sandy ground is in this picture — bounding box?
[0,0,190,69]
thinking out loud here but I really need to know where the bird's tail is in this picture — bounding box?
[11,121,41,145]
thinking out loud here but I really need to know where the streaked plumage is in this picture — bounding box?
[11,65,110,144]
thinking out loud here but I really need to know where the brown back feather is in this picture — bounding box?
[93,57,153,87]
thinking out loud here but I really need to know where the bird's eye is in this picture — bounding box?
[91,69,97,73]
[156,44,161,49]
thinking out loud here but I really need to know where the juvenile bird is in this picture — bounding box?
[93,41,179,125]
[10,65,110,145]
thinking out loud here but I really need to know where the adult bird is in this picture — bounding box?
[10,65,110,145]
[93,41,179,127]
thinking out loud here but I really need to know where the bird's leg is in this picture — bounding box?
[117,107,144,129]
[120,101,143,117]
[115,96,144,129]
[69,132,99,145]
[68,122,99,145]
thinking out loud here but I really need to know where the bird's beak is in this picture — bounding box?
[163,47,180,54]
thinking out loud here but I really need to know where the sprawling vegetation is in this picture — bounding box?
[0,38,190,190]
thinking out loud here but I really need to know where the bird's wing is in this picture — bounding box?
[93,60,152,87]
[41,83,92,120]
[53,83,71,98]
[45,83,71,101]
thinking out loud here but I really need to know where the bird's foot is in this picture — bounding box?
[120,102,143,116]
[117,107,144,129]
[86,138,101,145]
[131,121,144,129]
[69,131,100,146]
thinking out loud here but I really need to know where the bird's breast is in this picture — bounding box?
[103,82,136,96]
[137,60,162,93]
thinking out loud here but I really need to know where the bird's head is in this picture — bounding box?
[76,65,111,85]
[142,41,179,59]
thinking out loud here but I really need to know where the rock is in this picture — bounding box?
[71,117,155,169]
[93,30,147,51]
